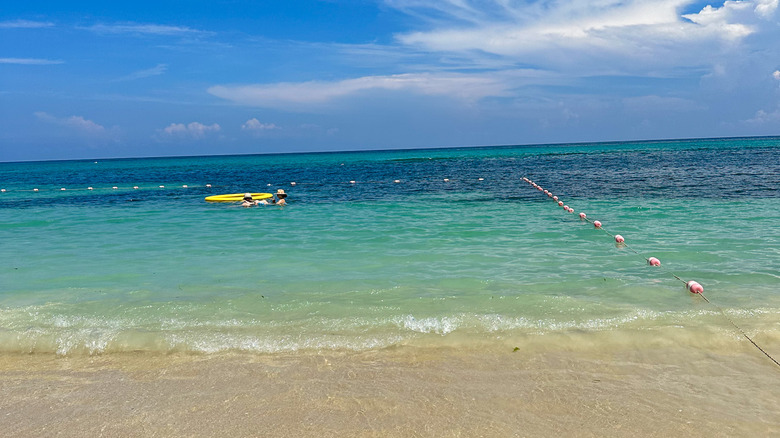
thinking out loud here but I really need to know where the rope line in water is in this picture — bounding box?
[521,176,780,369]
[0,178,487,194]
[699,293,780,368]
[0,184,224,193]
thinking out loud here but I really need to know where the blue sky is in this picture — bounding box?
[1,0,779,161]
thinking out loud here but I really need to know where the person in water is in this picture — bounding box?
[274,189,288,205]
[241,193,258,207]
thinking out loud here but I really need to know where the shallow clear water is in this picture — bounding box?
[1,137,779,355]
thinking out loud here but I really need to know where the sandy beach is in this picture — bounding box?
[2,340,778,437]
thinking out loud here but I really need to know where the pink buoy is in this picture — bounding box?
[558,201,564,206]
[579,212,586,219]
[615,235,625,243]
[593,220,602,228]
[567,207,574,213]
[553,196,558,201]
[548,193,553,197]
[563,205,568,210]
[687,281,703,294]
[647,257,661,266]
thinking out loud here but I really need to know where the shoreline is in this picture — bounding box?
[2,343,778,437]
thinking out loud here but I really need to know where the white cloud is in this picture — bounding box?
[81,23,209,36]
[622,95,705,112]
[35,112,106,134]
[34,112,119,143]
[755,0,779,18]
[159,122,221,139]
[115,64,168,81]
[242,118,279,131]
[0,58,64,65]
[0,20,54,28]
[209,72,515,108]
[773,70,780,80]
[745,108,780,124]
[389,0,779,76]
[397,0,698,53]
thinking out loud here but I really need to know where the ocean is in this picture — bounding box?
[1,137,779,359]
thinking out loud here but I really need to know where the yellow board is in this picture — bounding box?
[205,193,273,202]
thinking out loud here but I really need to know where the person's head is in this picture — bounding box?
[243,193,253,201]
[276,189,287,199]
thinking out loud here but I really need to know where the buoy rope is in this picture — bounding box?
[521,176,780,369]
[699,293,780,368]
[581,216,692,286]
[0,178,483,194]
[0,183,228,193]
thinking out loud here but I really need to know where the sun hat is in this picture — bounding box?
[244,193,252,199]
[276,189,286,195]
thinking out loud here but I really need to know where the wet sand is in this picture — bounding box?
[2,340,779,438]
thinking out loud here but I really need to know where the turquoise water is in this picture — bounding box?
[1,138,779,355]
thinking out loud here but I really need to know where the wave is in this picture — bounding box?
[2,307,777,356]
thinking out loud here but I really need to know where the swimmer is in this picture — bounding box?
[240,193,258,207]
[274,189,288,206]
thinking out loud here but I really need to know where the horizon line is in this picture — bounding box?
[1,134,778,164]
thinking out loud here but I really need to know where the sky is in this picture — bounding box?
[1,0,779,161]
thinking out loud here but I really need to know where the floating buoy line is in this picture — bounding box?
[522,177,780,368]
[0,183,217,193]
[0,177,486,195]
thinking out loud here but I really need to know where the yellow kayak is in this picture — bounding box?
[205,193,273,202]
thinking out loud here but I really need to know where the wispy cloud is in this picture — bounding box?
[157,122,221,140]
[389,0,780,76]
[0,58,64,65]
[622,95,705,112]
[0,19,54,29]
[114,64,168,81]
[242,118,279,132]
[81,22,211,36]
[745,107,780,124]
[34,112,119,141]
[212,0,780,115]
[209,72,517,109]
